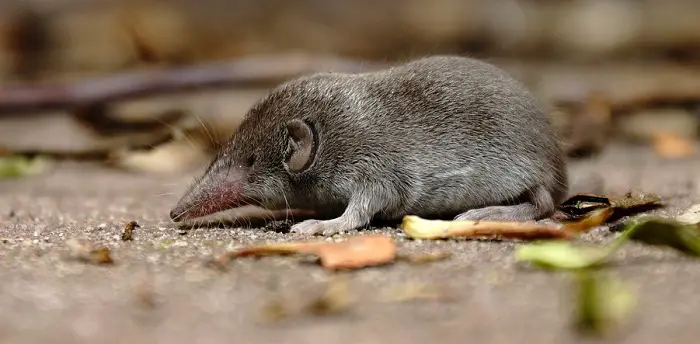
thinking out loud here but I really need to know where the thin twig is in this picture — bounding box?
[0,53,383,115]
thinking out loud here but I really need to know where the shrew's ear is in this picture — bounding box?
[284,119,317,173]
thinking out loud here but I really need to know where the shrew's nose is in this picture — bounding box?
[169,208,183,222]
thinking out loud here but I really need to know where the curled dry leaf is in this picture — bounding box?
[610,192,662,210]
[575,270,636,336]
[214,235,396,271]
[556,192,662,221]
[401,215,572,240]
[652,131,696,159]
[122,220,140,241]
[65,238,114,265]
[396,251,452,264]
[557,194,611,219]
[561,207,614,234]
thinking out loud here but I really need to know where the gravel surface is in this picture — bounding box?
[1,143,699,344]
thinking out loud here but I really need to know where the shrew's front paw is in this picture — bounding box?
[290,219,351,236]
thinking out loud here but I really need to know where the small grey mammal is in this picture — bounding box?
[169,55,568,236]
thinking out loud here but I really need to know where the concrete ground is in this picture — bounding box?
[1,143,699,344]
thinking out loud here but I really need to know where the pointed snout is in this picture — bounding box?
[168,168,249,223]
[169,206,187,222]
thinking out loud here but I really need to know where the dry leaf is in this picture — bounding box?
[215,235,396,270]
[556,192,662,221]
[562,207,614,233]
[396,251,452,264]
[380,283,454,303]
[401,215,572,240]
[304,277,352,316]
[557,193,611,219]
[122,220,140,241]
[258,298,293,323]
[574,271,636,336]
[653,131,696,159]
[609,192,662,210]
[65,238,114,265]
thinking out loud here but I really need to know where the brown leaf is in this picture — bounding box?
[121,220,140,241]
[562,207,615,233]
[65,239,114,265]
[216,235,396,271]
[396,251,452,264]
[653,131,696,159]
[556,192,662,221]
[304,277,352,316]
[401,215,572,240]
[609,192,662,210]
[556,194,611,219]
[380,283,455,303]
[258,298,293,323]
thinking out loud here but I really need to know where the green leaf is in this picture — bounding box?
[515,241,608,271]
[623,218,700,257]
[0,156,51,179]
[575,270,636,336]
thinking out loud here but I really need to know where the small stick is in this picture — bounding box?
[0,53,382,115]
[401,215,572,240]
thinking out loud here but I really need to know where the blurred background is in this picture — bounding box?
[1,0,699,176]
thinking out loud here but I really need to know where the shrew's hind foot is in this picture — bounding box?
[454,185,555,222]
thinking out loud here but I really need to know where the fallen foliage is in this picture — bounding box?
[0,155,51,179]
[121,220,140,241]
[653,131,696,159]
[401,215,572,240]
[65,238,114,265]
[304,277,353,316]
[211,235,396,271]
[624,217,700,257]
[379,283,454,303]
[561,207,615,233]
[517,215,700,271]
[556,192,662,221]
[515,242,608,271]
[516,212,700,336]
[258,277,353,323]
[574,270,636,336]
[258,298,293,323]
[395,251,452,264]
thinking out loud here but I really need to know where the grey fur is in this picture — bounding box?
[169,55,569,236]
